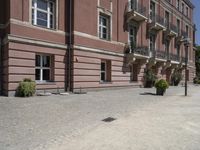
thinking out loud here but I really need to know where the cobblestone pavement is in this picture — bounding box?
[0,85,200,150]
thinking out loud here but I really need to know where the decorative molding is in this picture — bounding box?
[4,34,68,49]
[74,31,125,46]
[74,45,124,57]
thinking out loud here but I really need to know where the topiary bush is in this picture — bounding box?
[155,79,169,96]
[17,78,36,97]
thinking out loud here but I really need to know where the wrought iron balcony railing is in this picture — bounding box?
[129,45,149,56]
[169,53,180,62]
[170,24,178,33]
[126,1,147,17]
[181,30,188,38]
[155,50,167,60]
[150,14,165,27]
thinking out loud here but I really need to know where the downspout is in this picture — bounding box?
[0,37,2,95]
[67,0,73,92]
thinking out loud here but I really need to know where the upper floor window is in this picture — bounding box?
[177,19,180,34]
[32,0,55,29]
[128,25,137,49]
[186,7,189,17]
[176,0,180,10]
[165,11,170,28]
[186,25,189,37]
[150,1,156,20]
[99,14,110,40]
[181,3,185,14]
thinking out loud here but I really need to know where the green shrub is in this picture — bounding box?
[17,78,36,97]
[171,70,182,86]
[155,79,169,90]
[193,77,199,84]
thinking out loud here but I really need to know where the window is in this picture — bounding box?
[32,0,55,29]
[99,14,110,40]
[186,7,189,17]
[176,0,180,10]
[35,54,52,82]
[165,11,170,28]
[149,34,156,55]
[100,60,111,82]
[128,25,137,49]
[186,25,189,37]
[130,0,137,10]
[182,3,185,14]
[150,1,156,20]
[165,40,170,56]
[177,19,180,34]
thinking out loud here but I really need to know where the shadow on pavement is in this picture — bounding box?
[140,92,157,96]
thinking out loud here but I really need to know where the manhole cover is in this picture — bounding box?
[102,117,116,122]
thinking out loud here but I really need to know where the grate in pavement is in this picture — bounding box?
[102,117,116,122]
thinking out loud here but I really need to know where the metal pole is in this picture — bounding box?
[185,45,188,96]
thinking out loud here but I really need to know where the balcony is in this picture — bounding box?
[125,44,149,64]
[164,23,177,38]
[148,15,166,31]
[154,50,167,61]
[125,1,147,23]
[169,53,180,63]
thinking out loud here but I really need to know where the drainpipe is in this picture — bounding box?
[67,0,73,92]
[0,37,2,94]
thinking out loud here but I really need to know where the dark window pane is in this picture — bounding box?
[36,55,40,67]
[42,56,50,67]
[101,72,105,81]
[101,62,106,71]
[36,69,40,80]
[37,19,47,27]
[102,18,107,26]
[50,2,54,13]
[37,0,48,10]
[50,15,54,28]
[37,11,47,20]
[43,69,50,80]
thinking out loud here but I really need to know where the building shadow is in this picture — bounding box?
[140,92,157,96]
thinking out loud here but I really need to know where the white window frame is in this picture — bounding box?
[32,0,55,29]
[100,61,107,82]
[35,54,51,82]
[176,0,180,10]
[181,2,185,14]
[186,6,189,17]
[128,24,137,46]
[99,14,110,40]
[150,1,156,21]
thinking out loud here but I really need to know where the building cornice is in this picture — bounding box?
[3,34,68,50]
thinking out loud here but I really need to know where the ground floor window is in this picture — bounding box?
[35,54,52,82]
[100,60,111,82]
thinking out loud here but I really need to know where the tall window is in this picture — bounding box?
[36,54,52,82]
[165,11,170,28]
[186,25,189,37]
[130,0,137,10]
[100,60,111,82]
[186,7,189,17]
[99,14,110,40]
[182,3,185,14]
[32,0,55,29]
[165,40,170,57]
[176,0,180,10]
[129,25,137,49]
[150,1,156,20]
[149,34,156,57]
[177,19,180,34]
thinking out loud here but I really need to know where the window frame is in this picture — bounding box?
[99,14,110,40]
[35,54,52,82]
[100,61,107,82]
[128,24,137,47]
[32,0,56,29]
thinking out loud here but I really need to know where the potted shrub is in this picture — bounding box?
[171,70,182,86]
[17,78,36,97]
[155,79,169,96]
[144,69,157,88]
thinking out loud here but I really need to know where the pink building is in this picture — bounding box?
[0,0,196,96]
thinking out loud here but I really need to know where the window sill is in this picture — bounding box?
[32,24,56,31]
[36,81,56,85]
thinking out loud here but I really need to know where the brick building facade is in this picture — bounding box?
[0,0,196,96]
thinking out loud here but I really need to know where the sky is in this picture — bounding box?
[192,0,200,45]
